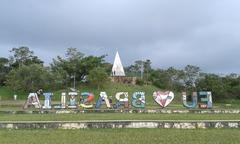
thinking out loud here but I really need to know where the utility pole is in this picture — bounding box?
[73,72,76,89]
[140,60,144,79]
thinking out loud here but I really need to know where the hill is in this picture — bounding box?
[0,82,182,104]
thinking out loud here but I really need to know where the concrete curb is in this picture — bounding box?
[1,109,240,114]
[1,120,240,129]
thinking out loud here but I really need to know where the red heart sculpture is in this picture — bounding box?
[153,91,174,108]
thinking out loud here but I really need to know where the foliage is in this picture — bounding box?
[9,46,43,68]
[183,65,200,89]
[125,59,152,79]
[0,57,10,86]
[51,48,106,87]
[149,67,184,91]
[197,74,226,100]
[6,64,56,92]
[197,73,240,101]
[136,78,144,86]
[102,62,112,75]
[1,46,240,102]
[87,67,109,89]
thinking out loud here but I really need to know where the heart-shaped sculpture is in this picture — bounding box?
[153,91,174,108]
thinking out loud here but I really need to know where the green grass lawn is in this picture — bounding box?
[1,129,240,144]
[0,113,239,121]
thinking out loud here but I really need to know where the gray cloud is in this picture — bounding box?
[0,0,240,73]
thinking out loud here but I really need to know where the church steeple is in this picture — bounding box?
[112,51,125,76]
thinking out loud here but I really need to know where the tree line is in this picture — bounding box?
[125,60,240,101]
[0,47,110,92]
[0,46,240,101]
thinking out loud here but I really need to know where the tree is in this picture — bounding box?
[51,48,85,87]
[0,57,10,85]
[9,46,43,68]
[222,74,240,100]
[143,59,152,81]
[125,60,143,77]
[87,67,109,89]
[51,48,106,87]
[102,62,113,75]
[149,67,184,90]
[149,69,169,89]
[183,65,200,90]
[165,67,185,90]
[125,59,152,79]
[197,74,226,101]
[6,64,55,92]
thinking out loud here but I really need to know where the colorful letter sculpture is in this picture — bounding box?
[79,92,94,108]
[198,91,213,109]
[95,92,111,109]
[153,91,174,108]
[43,92,53,109]
[54,92,66,109]
[68,92,77,108]
[182,92,197,108]
[182,91,212,109]
[113,92,129,109]
[21,89,214,110]
[23,93,42,109]
[61,92,66,108]
[131,92,145,108]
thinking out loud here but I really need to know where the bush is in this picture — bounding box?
[87,67,109,89]
[136,79,144,86]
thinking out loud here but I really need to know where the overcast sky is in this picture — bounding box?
[0,0,240,74]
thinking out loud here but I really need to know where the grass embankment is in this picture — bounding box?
[0,83,161,100]
[0,87,27,100]
[52,83,170,103]
[0,113,239,121]
[1,129,240,144]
